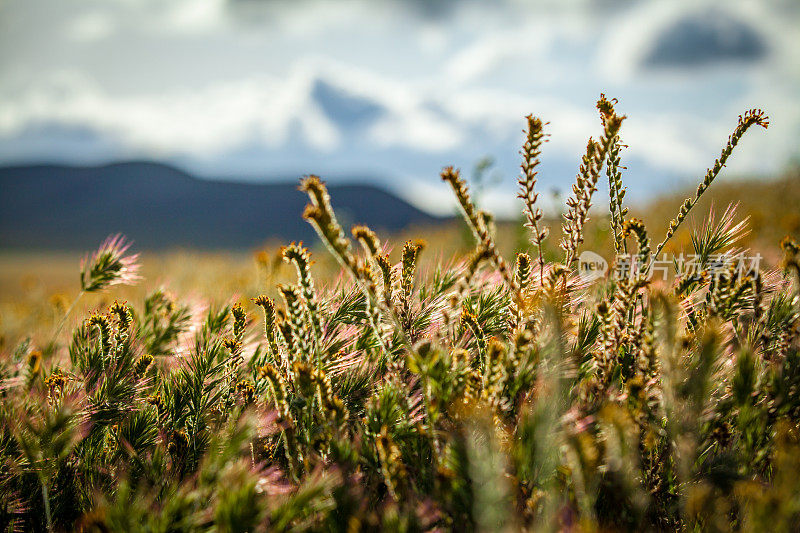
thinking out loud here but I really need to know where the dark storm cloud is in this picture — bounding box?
[642,10,768,68]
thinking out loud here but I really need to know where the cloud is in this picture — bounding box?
[392,177,457,216]
[444,30,548,86]
[68,11,116,42]
[161,0,228,34]
[642,10,767,68]
[369,112,463,152]
[0,0,797,216]
[0,69,342,155]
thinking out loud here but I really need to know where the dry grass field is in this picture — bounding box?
[2,169,796,352]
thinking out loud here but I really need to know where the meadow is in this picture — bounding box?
[1,96,799,532]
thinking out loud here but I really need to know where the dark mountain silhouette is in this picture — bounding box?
[0,161,443,250]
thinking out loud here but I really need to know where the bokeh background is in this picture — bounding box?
[1,0,798,218]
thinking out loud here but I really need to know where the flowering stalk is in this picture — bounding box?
[282,243,323,353]
[87,313,113,364]
[300,175,411,352]
[655,109,769,257]
[518,115,549,283]
[231,303,247,343]
[259,364,299,477]
[461,306,487,364]
[80,234,142,293]
[515,252,532,291]
[252,295,282,364]
[53,235,141,343]
[624,218,651,283]
[375,254,393,307]
[351,224,381,257]
[375,427,408,501]
[561,103,625,267]
[398,240,423,336]
[352,225,395,310]
[278,284,310,363]
[442,167,517,293]
[606,122,628,255]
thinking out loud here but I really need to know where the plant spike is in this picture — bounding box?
[252,295,282,362]
[518,115,549,282]
[604,103,628,256]
[282,242,323,349]
[561,97,625,267]
[655,109,769,257]
[442,166,517,293]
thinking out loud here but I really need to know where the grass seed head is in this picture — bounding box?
[80,234,141,292]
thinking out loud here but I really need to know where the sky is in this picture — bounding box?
[1,0,798,216]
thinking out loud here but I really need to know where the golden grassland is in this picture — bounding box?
[2,169,796,351]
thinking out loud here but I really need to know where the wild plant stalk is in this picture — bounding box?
[607,141,624,253]
[399,240,423,336]
[300,175,413,353]
[352,225,398,324]
[655,109,769,257]
[607,142,628,255]
[561,99,625,267]
[442,166,519,307]
[282,242,323,356]
[625,218,652,283]
[518,115,549,284]
[252,295,281,363]
[52,235,141,343]
[299,176,385,343]
[597,94,628,256]
[782,237,800,286]
[515,252,532,290]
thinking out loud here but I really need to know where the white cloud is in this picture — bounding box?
[0,71,343,155]
[444,30,548,86]
[160,0,227,34]
[392,176,457,217]
[369,112,462,152]
[68,11,115,42]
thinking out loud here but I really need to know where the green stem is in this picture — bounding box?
[41,478,53,532]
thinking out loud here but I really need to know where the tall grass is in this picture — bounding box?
[2,97,798,532]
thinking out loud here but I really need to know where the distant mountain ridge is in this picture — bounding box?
[0,162,443,250]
